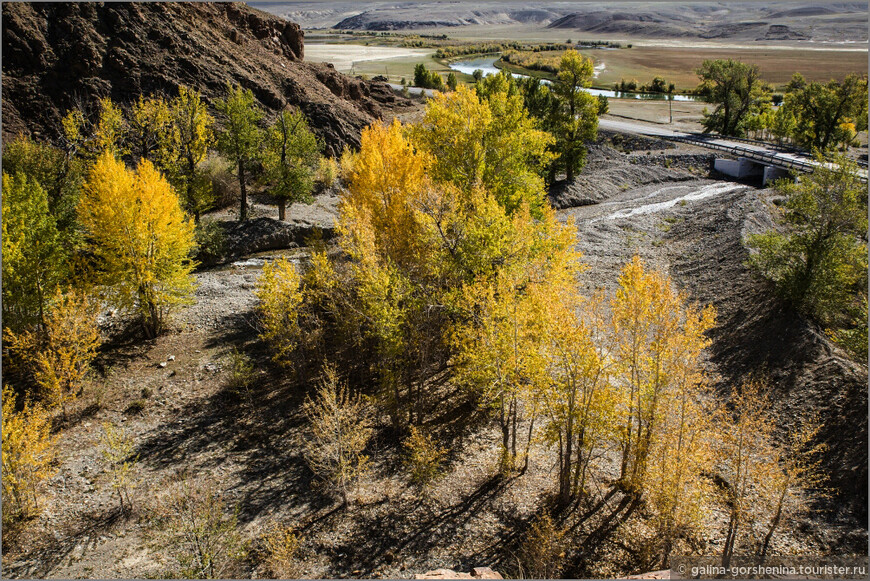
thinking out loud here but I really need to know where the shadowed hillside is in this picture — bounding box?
[1,1,411,154]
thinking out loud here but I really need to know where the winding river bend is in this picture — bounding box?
[448,56,702,101]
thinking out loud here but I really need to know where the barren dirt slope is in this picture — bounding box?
[1,1,411,154]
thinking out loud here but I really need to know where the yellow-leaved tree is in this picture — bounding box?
[539,289,617,504]
[1,385,57,526]
[412,84,555,214]
[4,288,101,416]
[450,201,583,474]
[610,256,716,497]
[129,94,173,164]
[78,152,196,338]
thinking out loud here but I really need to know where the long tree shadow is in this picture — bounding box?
[3,507,128,579]
[322,474,515,577]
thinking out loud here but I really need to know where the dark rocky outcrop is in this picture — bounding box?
[2,1,411,154]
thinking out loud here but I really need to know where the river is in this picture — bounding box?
[448,56,702,102]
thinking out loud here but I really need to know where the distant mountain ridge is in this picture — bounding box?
[2,1,409,154]
[253,1,868,43]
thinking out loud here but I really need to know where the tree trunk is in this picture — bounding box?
[238,163,248,222]
[279,198,286,221]
[759,491,785,564]
[722,511,738,568]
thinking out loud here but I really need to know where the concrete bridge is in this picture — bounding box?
[598,118,868,184]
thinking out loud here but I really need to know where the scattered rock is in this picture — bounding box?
[415,568,503,579]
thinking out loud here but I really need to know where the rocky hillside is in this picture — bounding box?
[1,1,410,154]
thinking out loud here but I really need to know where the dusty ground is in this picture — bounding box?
[2,134,866,579]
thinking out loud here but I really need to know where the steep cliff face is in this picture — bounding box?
[2,1,409,155]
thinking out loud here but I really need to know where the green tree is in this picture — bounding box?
[1,134,84,240]
[263,109,320,221]
[551,50,600,181]
[1,172,67,332]
[782,74,868,152]
[446,71,458,91]
[696,59,769,136]
[747,155,867,321]
[167,86,215,222]
[215,83,264,221]
[413,63,444,90]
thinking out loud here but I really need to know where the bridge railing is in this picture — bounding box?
[661,135,868,183]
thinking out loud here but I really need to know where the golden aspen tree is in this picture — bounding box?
[302,365,373,506]
[758,416,828,563]
[404,426,448,488]
[411,84,555,214]
[78,152,196,338]
[58,97,128,167]
[719,377,776,568]
[1,385,57,525]
[610,256,716,494]
[94,97,128,157]
[129,94,173,163]
[644,380,715,567]
[5,288,100,415]
[452,270,547,474]
[337,120,448,430]
[539,289,617,504]
[451,202,582,474]
[2,134,85,237]
[255,257,304,362]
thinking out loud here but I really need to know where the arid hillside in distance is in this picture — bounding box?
[255,1,868,43]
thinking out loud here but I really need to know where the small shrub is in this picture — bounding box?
[261,523,301,578]
[1,385,57,526]
[125,399,146,415]
[519,511,566,579]
[100,421,138,512]
[314,156,338,192]
[227,348,255,388]
[338,147,356,182]
[200,153,238,210]
[302,365,373,505]
[403,426,448,488]
[158,477,246,579]
[195,220,227,264]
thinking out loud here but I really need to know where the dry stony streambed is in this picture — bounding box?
[3,139,865,579]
